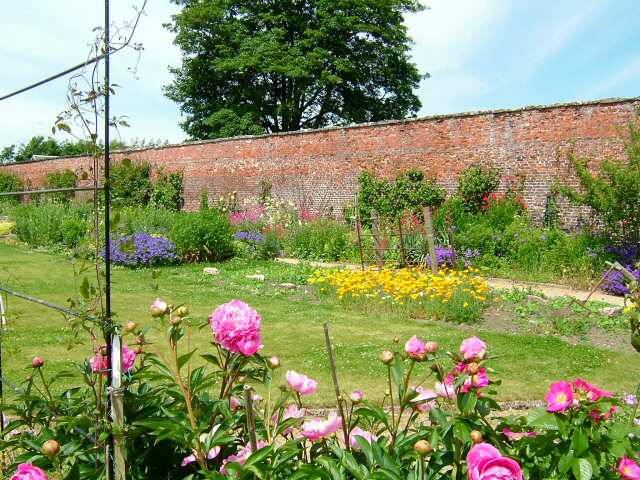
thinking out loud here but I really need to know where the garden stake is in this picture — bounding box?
[0,293,4,434]
[423,207,438,273]
[447,225,457,267]
[244,386,258,451]
[354,194,366,271]
[109,335,126,480]
[398,218,407,267]
[323,322,350,449]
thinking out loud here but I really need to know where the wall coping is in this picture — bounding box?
[2,95,639,166]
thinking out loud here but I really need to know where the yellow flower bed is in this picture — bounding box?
[308,266,490,306]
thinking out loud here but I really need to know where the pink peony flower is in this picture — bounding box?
[181,447,221,467]
[273,404,306,435]
[545,381,574,413]
[411,386,437,412]
[10,464,48,480]
[460,337,487,361]
[301,412,342,442]
[436,374,457,399]
[349,426,377,450]
[350,390,364,403]
[502,428,538,440]
[461,368,490,393]
[229,396,241,410]
[405,335,426,360]
[619,457,640,480]
[90,344,137,376]
[467,443,522,480]
[286,370,318,396]
[209,300,262,356]
[220,440,267,474]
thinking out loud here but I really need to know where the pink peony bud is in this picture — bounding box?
[268,356,281,369]
[405,335,426,360]
[425,341,438,354]
[350,390,364,403]
[460,337,487,361]
[150,298,169,318]
[31,357,44,369]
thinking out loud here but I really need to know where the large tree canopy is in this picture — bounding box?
[165,0,426,140]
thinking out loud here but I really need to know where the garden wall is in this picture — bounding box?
[2,96,639,226]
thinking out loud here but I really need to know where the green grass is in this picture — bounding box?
[0,242,638,406]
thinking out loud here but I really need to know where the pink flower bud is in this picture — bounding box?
[350,390,364,403]
[150,298,169,318]
[405,336,426,360]
[31,357,44,368]
[425,341,438,354]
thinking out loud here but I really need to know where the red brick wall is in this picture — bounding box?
[2,97,638,226]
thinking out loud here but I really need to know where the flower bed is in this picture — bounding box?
[309,266,491,322]
[102,232,179,267]
[3,298,639,479]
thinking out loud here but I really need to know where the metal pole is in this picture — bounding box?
[0,285,94,320]
[104,1,118,478]
[354,194,365,271]
[423,207,438,274]
[0,293,5,433]
[0,186,103,197]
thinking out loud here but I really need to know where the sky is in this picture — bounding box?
[0,0,639,148]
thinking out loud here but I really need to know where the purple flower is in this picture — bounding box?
[426,247,456,268]
[601,267,640,296]
[101,233,179,268]
[235,231,265,242]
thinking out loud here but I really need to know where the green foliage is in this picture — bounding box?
[457,165,500,212]
[11,202,92,248]
[149,168,184,211]
[200,188,209,210]
[165,0,425,139]
[170,209,235,262]
[358,169,445,221]
[0,171,23,204]
[109,158,153,207]
[557,123,640,245]
[116,206,177,236]
[285,219,352,261]
[44,168,77,203]
[0,135,92,164]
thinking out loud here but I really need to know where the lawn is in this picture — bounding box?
[0,241,637,406]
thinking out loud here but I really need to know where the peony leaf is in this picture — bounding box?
[572,458,593,480]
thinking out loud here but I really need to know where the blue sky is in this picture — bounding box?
[0,0,638,147]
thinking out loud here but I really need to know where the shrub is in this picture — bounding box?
[557,123,640,247]
[285,219,351,261]
[458,164,500,212]
[103,233,179,267]
[12,202,92,248]
[44,168,77,202]
[116,206,177,236]
[0,171,23,204]
[170,210,235,262]
[110,158,152,207]
[234,230,281,260]
[150,168,183,211]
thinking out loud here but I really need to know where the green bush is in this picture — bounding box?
[12,202,92,248]
[285,219,351,261]
[358,169,445,221]
[110,158,153,207]
[116,207,177,236]
[457,165,500,212]
[45,169,77,203]
[150,168,183,211]
[170,210,235,262]
[0,171,23,204]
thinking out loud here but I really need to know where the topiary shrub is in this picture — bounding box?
[170,210,235,262]
[457,165,500,212]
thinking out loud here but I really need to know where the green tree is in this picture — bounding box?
[165,0,426,140]
[557,123,640,246]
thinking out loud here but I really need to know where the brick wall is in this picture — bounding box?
[2,97,639,227]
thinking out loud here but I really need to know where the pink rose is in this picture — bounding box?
[405,335,426,360]
[467,443,522,480]
[301,412,342,441]
[209,300,262,356]
[619,456,640,480]
[11,464,48,480]
[90,344,137,376]
[460,337,487,361]
[573,379,611,402]
[286,370,317,396]
[349,426,377,450]
[411,386,437,412]
[545,380,574,413]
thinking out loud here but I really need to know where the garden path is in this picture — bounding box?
[275,258,625,306]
